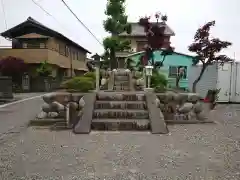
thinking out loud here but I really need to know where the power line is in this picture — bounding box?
[31,0,86,45]
[31,0,67,30]
[1,0,7,29]
[60,0,103,46]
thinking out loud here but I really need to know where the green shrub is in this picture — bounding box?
[83,72,96,81]
[61,77,94,92]
[151,71,167,88]
[154,84,166,93]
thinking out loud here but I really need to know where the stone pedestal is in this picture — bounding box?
[144,88,154,93]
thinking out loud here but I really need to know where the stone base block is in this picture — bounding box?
[144,88,154,92]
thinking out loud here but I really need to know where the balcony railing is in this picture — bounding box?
[0,48,88,71]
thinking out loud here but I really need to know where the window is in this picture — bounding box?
[65,46,69,57]
[59,44,66,55]
[169,66,187,79]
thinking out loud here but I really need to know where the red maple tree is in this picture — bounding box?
[138,13,173,67]
[188,21,232,92]
[0,56,27,82]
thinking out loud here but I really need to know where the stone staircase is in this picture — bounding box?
[113,69,131,91]
[91,92,150,131]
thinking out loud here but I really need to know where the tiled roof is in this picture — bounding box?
[119,22,175,36]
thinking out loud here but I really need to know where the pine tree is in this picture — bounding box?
[103,0,131,69]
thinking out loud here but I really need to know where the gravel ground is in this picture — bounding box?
[1,104,240,179]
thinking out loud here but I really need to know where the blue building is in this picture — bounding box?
[127,50,197,89]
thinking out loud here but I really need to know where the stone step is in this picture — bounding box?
[114,81,129,86]
[93,109,149,119]
[91,119,150,131]
[113,71,130,76]
[94,100,146,109]
[96,92,146,101]
[113,86,130,91]
[114,75,129,81]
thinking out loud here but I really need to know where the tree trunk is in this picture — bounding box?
[192,66,207,93]
[110,49,117,70]
[161,55,166,64]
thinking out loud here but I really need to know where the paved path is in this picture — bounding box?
[0,93,45,139]
[1,100,240,179]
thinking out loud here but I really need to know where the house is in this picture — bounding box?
[116,22,175,68]
[127,50,196,89]
[0,17,90,79]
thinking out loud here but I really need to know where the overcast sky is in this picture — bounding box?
[0,0,239,59]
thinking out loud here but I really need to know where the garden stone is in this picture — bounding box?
[188,93,200,103]
[157,94,166,102]
[193,102,203,114]
[136,78,144,86]
[165,92,176,102]
[54,93,71,105]
[72,95,82,103]
[48,112,59,118]
[101,78,107,86]
[155,98,160,108]
[68,102,78,110]
[37,111,47,119]
[178,103,193,114]
[79,97,85,108]
[78,110,83,118]
[175,93,188,104]
[51,101,65,112]
[42,103,52,113]
[42,93,55,104]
